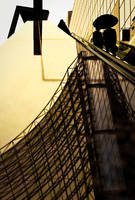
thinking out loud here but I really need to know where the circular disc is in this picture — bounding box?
[93,14,118,29]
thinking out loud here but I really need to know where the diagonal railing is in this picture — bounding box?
[73,35,135,199]
[71,32,135,85]
[0,31,135,200]
[0,55,96,200]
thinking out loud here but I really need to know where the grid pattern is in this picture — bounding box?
[0,43,135,199]
[85,58,114,131]
[70,0,135,41]
[0,58,95,200]
[78,43,135,199]
[120,0,135,31]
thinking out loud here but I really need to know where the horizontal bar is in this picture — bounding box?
[87,83,106,88]
[71,33,135,85]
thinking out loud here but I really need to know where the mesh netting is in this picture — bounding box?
[1,45,135,200]
[0,57,95,200]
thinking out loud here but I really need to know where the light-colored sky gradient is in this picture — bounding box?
[0,0,74,45]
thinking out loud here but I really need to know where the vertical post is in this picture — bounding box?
[33,0,42,55]
[33,21,42,55]
[34,0,42,14]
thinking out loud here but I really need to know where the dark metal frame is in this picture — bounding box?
[1,31,135,199]
[0,56,95,199]
[8,0,49,55]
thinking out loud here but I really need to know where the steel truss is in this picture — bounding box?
[0,44,135,200]
[78,46,135,200]
[0,56,95,200]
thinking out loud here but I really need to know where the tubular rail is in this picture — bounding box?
[71,32,135,85]
[0,31,135,200]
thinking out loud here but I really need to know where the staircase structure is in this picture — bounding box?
[0,0,135,199]
[0,33,135,199]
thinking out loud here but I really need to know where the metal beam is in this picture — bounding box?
[8,1,49,55]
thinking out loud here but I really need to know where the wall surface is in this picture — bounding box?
[0,21,77,147]
[69,0,135,42]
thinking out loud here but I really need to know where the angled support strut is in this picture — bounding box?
[8,0,49,55]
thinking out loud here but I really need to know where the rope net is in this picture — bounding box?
[0,57,95,200]
[0,46,135,199]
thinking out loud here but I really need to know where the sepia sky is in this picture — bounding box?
[0,0,74,45]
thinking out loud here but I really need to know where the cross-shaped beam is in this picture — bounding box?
[8,0,49,55]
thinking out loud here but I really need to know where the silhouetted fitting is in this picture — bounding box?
[103,27,118,55]
[58,19,71,36]
[34,0,42,18]
[8,1,49,55]
[34,0,42,11]
[93,14,118,29]
[93,28,103,48]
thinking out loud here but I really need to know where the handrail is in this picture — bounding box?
[120,41,135,49]
[71,32,135,85]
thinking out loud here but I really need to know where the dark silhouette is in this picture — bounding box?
[93,14,118,30]
[93,14,118,55]
[92,27,103,48]
[58,19,71,36]
[8,0,49,55]
[103,27,118,55]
